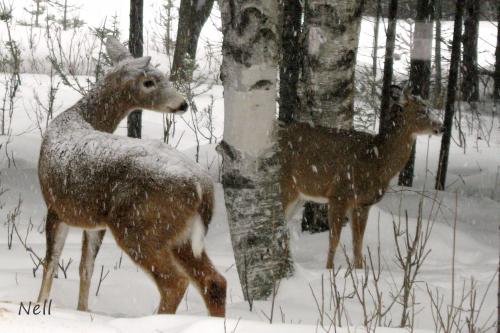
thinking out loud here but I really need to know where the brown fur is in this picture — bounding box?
[278,87,443,269]
[36,38,226,316]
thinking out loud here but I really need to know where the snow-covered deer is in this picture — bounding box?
[279,86,443,269]
[36,38,226,316]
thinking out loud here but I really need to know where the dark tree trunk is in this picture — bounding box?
[171,0,215,82]
[62,0,68,30]
[461,0,479,102]
[127,0,143,139]
[279,0,302,124]
[398,0,433,187]
[372,0,382,97]
[433,0,443,107]
[398,145,416,186]
[494,1,500,101]
[435,0,464,190]
[379,0,399,135]
[35,0,41,27]
[301,203,328,233]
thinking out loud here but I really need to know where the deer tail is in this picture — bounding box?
[191,182,214,258]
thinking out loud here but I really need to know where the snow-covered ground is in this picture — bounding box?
[0,2,499,332]
[1,80,498,332]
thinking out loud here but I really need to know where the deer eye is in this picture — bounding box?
[143,80,155,88]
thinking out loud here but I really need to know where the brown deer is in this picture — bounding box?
[36,38,226,316]
[279,85,443,269]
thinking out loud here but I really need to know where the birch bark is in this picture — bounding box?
[297,0,364,232]
[218,0,293,301]
[297,0,364,128]
[398,0,433,187]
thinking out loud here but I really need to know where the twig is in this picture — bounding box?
[95,265,109,296]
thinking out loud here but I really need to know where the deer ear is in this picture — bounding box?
[132,56,151,69]
[389,84,402,102]
[119,57,153,82]
[106,37,132,64]
[396,84,412,105]
[402,84,413,100]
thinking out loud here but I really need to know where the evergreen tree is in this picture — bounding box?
[23,0,46,27]
[47,0,83,30]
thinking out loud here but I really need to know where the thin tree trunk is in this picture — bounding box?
[127,0,143,139]
[434,0,442,107]
[494,1,500,102]
[219,0,293,301]
[279,0,302,124]
[379,0,399,135]
[299,0,364,233]
[372,0,382,97]
[35,0,41,27]
[398,0,433,187]
[171,0,215,82]
[165,0,173,55]
[63,0,67,30]
[461,0,479,102]
[435,0,464,190]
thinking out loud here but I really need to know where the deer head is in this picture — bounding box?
[104,37,188,114]
[390,85,443,136]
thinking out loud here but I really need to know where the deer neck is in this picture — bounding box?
[374,125,416,182]
[76,83,133,133]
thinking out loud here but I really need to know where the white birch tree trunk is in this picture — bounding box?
[218,0,293,301]
[398,0,434,187]
[297,0,364,128]
[298,0,364,231]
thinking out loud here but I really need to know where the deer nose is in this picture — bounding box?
[179,101,188,112]
[434,126,444,135]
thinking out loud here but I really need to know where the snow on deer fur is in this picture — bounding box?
[35,37,226,316]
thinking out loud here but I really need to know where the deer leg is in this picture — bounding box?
[143,248,189,314]
[77,229,106,311]
[326,202,347,269]
[284,196,302,222]
[351,207,370,269]
[152,255,190,314]
[108,217,189,314]
[126,250,189,314]
[280,176,301,222]
[172,244,226,317]
[37,211,69,303]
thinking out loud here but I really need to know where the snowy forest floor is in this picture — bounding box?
[0,73,498,332]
